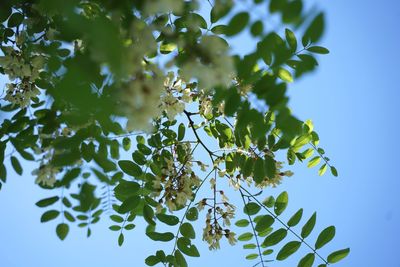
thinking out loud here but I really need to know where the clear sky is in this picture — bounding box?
[1,1,400,267]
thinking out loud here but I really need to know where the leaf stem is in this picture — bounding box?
[239,186,328,265]
[239,188,265,267]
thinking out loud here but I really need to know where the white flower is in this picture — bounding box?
[120,74,164,131]
[227,232,237,245]
[32,164,59,187]
[228,177,240,190]
[218,170,226,178]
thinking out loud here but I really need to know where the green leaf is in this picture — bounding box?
[303,13,325,43]
[119,195,141,213]
[124,224,135,230]
[224,90,241,116]
[156,213,179,226]
[263,249,274,255]
[293,135,311,151]
[264,156,276,179]
[132,151,147,165]
[40,210,60,223]
[318,164,328,176]
[285,28,297,52]
[210,2,232,23]
[315,226,336,249]
[143,204,155,225]
[255,215,274,232]
[243,243,256,249]
[18,149,35,161]
[253,157,265,184]
[217,124,233,140]
[137,144,152,155]
[238,232,254,241]
[250,20,263,36]
[330,166,338,177]
[0,6,11,23]
[226,12,250,36]
[114,180,140,200]
[145,255,160,266]
[235,219,250,227]
[118,160,142,177]
[301,148,314,159]
[64,211,75,222]
[56,223,69,240]
[110,215,124,223]
[276,241,301,260]
[263,228,287,247]
[277,68,293,83]
[0,164,6,183]
[146,231,174,242]
[298,253,315,267]
[122,137,131,151]
[180,223,195,239]
[327,248,350,263]
[186,207,199,221]
[109,225,121,231]
[177,237,200,257]
[263,196,275,208]
[245,253,259,260]
[174,250,188,267]
[307,46,330,54]
[307,156,321,168]
[36,196,59,208]
[258,227,273,237]
[301,212,317,238]
[287,208,303,227]
[178,123,185,141]
[242,157,254,177]
[274,191,288,216]
[10,156,22,175]
[187,13,208,29]
[243,202,261,216]
[7,12,24,27]
[211,25,228,35]
[118,233,124,246]
[160,42,176,54]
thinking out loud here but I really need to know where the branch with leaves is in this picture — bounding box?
[0,0,348,266]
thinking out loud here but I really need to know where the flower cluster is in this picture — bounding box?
[180,36,235,90]
[31,126,85,187]
[32,135,60,187]
[198,178,237,250]
[119,72,195,130]
[32,164,59,187]
[159,72,192,121]
[202,206,237,250]
[0,45,44,107]
[119,73,165,131]
[152,142,201,212]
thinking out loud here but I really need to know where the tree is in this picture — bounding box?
[0,0,349,266]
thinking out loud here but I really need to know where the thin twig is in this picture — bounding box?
[239,186,329,265]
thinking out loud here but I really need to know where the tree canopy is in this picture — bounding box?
[0,0,348,266]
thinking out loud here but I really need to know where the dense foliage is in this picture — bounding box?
[0,0,349,266]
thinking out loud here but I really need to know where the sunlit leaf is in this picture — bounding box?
[327,248,350,263]
[276,241,301,260]
[301,212,317,239]
[274,191,289,215]
[315,226,336,249]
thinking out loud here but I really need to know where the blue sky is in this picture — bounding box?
[1,0,400,266]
